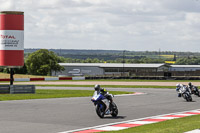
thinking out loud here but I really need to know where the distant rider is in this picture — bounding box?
[176,83,184,97]
[176,83,192,97]
[94,84,113,103]
[188,82,194,93]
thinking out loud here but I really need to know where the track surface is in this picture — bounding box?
[0,87,200,133]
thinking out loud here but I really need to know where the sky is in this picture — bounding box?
[1,0,200,52]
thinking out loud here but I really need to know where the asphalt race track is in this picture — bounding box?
[0,87,200,133]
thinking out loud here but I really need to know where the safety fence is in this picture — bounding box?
[0,77,85,82]
[1,76,200,82]
[0,85,35,94]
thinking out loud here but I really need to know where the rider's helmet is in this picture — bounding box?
[188,82,192,86]
[176,83,181,88]
[94,84,100,91]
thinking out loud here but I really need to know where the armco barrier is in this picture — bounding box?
[72,77,85,80]
[14,78,30,82]
[0,77,85,82]
[59,77,73,80]
[0,85,35,94]
[45,77,59,81]
[10,85,35,94]
[0,85,10,94]
[30,78,45,81]
[0,79,10,81]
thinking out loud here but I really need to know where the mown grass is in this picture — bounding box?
[0,73,51,79]
[78,79,200,82]
[37,79,200,82]
[0,89,132,101]
[105,115,200,133]
[37,84,175,89]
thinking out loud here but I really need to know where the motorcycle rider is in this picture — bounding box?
[94,84,113,103]
[176,83,193,97]
[188,82,199,96]
[188,82,194,93]
[176,83,184,97]
[188,82,193,89]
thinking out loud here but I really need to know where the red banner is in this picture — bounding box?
[0,11,24,67]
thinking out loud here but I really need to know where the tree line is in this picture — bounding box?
[0,49,64,76]
[1,49,200,76]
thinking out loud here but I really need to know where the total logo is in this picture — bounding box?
[0,35,16,39]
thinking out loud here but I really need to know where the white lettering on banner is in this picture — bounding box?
[81,70,91,73]
[0,30,24,50]
[68,69,83,76]
[68,69,81,74]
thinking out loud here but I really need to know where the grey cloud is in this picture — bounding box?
[162,0,200,12]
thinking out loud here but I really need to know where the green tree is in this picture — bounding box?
[175,57,200,65]
[26,49,64,76]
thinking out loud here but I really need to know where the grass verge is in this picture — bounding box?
[36,84,175,89]
[1,78,199,83]
[0,73,51,78]
[0,89,132,101]
[104,115,200,133]
[75,79,200,82]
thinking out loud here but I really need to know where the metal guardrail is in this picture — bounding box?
[0,85,10,94]
[0,85,35,94]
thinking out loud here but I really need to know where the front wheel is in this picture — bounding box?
[188,96,192,101]
[96,104,105,118]
[185,94,192,102]
[111,102,118,117]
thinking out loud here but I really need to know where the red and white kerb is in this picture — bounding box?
[0,11,24,67]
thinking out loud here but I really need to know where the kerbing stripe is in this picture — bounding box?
[175,113,195,116]
[127,121,157,124]
[184,112,200,115]
[163,115,186,118]
[94,126,129,131]
[141,118,167,122]
[112,123,142,127]
[184,129,200,133]
[73,129,103,133]
[115,92,145,97]
[58,109,200,133]
[153,116,178,120]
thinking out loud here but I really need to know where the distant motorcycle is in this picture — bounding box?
[179,86,192,102]
[191,86,200,97]
[91,91,118,118]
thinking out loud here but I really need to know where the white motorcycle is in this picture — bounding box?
[179,86,192,102]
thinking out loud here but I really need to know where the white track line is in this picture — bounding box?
[58,109,200,133]
[115,92,146,97]
[185,129,200,133]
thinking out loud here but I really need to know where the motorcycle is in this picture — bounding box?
[179,86,192,102]
[191,86,200,97]
[91,91,118,118]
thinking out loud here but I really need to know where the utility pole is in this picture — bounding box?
[159,48,161,59]
[123,50,125,76]
[10,68,14,85]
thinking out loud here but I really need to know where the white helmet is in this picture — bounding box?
[94,84,100,91]
[176,83,181,87]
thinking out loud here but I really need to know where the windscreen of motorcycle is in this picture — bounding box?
[92,91,100,101]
